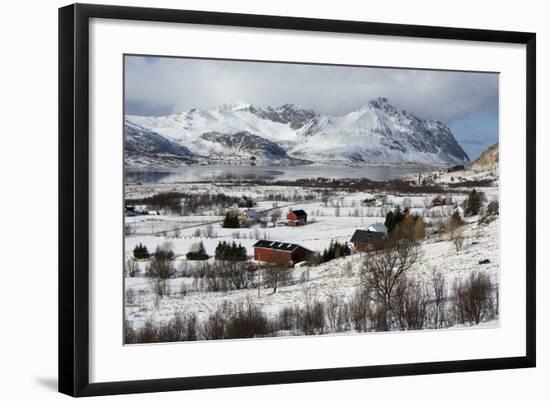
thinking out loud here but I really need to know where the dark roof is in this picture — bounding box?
[253,240,310,252]
[350,230,385,244]
[289,209,307,217]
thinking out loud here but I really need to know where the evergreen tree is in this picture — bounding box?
[384,206,405,233]
[320,240,350,263]
[133,243,150,259]
[466,189,484,215]
[214,241,247,261]
[222,212,240,228]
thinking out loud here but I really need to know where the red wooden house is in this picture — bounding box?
[253,240,313,265]
[431,196,446,207]
[287,209,307,226]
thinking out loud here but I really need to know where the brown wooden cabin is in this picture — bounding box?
[350,229,385,252]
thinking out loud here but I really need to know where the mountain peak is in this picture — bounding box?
[217,101,252,112]
[276,103,300,111]
[367,97,391,109]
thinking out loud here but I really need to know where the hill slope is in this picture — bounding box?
[470,143,498,172]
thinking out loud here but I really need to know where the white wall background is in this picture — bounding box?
[0,0,546,399]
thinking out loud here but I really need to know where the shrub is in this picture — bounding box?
[133,243,150,259]
[297,300,326,335]
[452,272,495,325]
[154,242,175,260]
[276,306,299,332]
[486,200,499,216]
[124,314,199,344]
[321,240,351,263]
[202,304,228,340]
[225,301,270,338]
[186,241,209,260]
[393,276,428,330]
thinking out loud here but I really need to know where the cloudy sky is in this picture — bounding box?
[125,55,499,160]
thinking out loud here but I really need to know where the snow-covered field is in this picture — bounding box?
[124,174,500,337]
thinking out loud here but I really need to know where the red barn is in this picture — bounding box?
[287,209,307,226]
[253,240,313,265]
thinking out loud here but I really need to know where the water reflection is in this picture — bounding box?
[125,164,426,184]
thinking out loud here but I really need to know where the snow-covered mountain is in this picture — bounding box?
[124,120,196,167]
[125,98,469,167]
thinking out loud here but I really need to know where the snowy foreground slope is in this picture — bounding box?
[125,195,499,333]
[125,98,470,167]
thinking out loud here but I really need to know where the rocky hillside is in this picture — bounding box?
[470,143,498,171]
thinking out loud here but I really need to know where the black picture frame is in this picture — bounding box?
[59,3,536,397]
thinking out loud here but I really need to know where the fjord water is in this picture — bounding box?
[125,164,427,184]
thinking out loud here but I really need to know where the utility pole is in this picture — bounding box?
[257,267,261,299]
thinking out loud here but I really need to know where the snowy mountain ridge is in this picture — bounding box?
[125,97,470,167]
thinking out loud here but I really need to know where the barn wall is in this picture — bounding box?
[254,248,293,264]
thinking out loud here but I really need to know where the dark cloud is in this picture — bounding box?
[124,55,499,158]
[125,56,498,120]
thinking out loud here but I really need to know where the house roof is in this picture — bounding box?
[253,240,311,253]
[289,209,307,217]
[366,223,388,234]
[240,209,257,217]
[350,230,385,244]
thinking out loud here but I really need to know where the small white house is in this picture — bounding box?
[239,209,258,227]
[366,222,388,235]
[374,195,388,207]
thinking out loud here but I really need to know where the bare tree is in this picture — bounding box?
[450,227,465,252]
[124,223,134,235]
[393,276,429,330]
[361,237,422,330]
[262,253,291,293]
[218,261,250,290]
[125,288,135,305]
[270,209,282,224]
[431,269,447,328]
[263,262,291,294]
[146,246,175,298]
[349,289,371,332]
[325,295,340,332]
[125,257,140,278]
[204,223,215,238]
[452,272,494,325]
